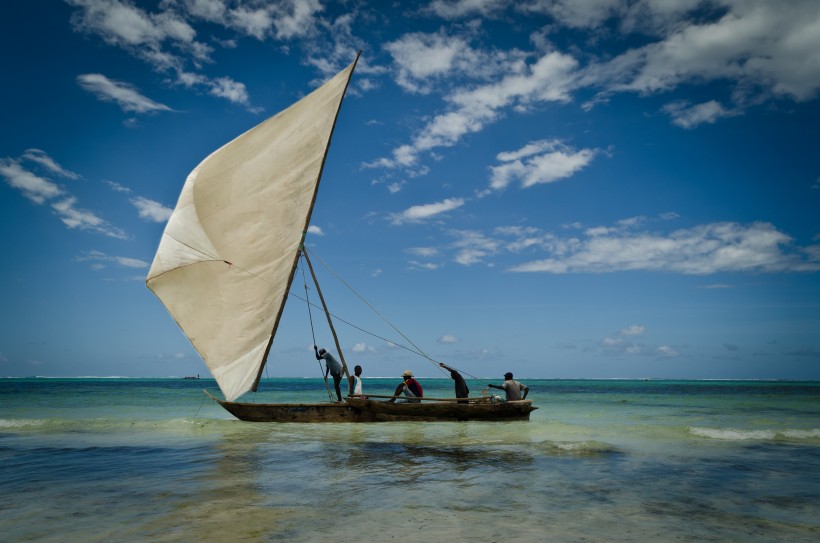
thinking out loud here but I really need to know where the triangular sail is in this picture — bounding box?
[146,57,359,401]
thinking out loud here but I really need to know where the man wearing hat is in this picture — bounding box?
[488,372,529,401]
[387,370,423,403]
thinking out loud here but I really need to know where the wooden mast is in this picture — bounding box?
[302,248,351,382]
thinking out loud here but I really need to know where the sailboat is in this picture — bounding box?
[146,52,536,422]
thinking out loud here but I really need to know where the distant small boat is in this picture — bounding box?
[147,52,536,423]
[182,375,200,380]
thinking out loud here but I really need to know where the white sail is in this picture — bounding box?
[147,58,358,401]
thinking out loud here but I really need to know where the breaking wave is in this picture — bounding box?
[688,426,820,441]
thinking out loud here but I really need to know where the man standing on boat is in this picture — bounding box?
[488,372,529,401]
[439,362,469,402]
[314,346,343,403]
[349,365,364,397]
[387,370,423,403]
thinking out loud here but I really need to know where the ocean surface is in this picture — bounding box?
[1,377,818,542]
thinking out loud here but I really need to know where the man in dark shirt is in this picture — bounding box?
[439,362,469,401]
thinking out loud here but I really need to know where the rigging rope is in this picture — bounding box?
[300,252,334,402]
[288,290,493,387]
[303,247,450,377]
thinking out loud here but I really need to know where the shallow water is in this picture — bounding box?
[1,378,818,542]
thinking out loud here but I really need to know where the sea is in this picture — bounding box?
[1,377,818,542]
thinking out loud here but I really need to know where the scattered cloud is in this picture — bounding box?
[390,197,465,224]
[427,218,820,273]
[509,221,820,274]
[408,260,441,270]
[67,0,270,108]
[406,247,439,257]
[438,334,459,344]
[351,342,376,353]
[1,151,126,238]
[373,1,820,178]
[372,49,578,170]
[0,158,63,204]
[384,29,518,94]
[76,250,149,269]
[424,0,508,19]
[105,180,131,193]
[489,139,598,190]
[307,225,325,236]
[77,74,172,114]
[131,196,173,223]
[451,229,502,265]
[663,100,737,129]
[52,197,128,238]
[620,325,645,337]
[600,334,680,358]
[21,149,81,180]
[207,76,250,105]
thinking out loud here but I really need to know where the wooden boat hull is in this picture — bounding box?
[346,397,536,422]
[206,391,536,422]
[205,391,374,422]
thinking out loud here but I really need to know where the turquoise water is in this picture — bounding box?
[1,378,818,542]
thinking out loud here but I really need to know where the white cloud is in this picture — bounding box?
[509,221,820,274]
[131,196,173,223]
[68,0,196,48]
[67,1,263,108]
[390,197,465,224]
[518,0,622,29]
[599,333,681,358]
[384,30,516,94]
[408,261,441,270]
[208,76,250,106]
[0,158,63,204]
[490,139,597,190]
[385,31,471,93]
[374,50,578,169]
[21,149,81,180]
[76,250,149,269]
[425,0,508,19]
[77,74,172,114]
[181,0,323,40]
[438,334,459,344]
[52,197,128,239]
[451,229,502,265]
[376,0,820,178]
[351,342,375,353]
[307,225,324,236]
[656,345,680,358]
[429,218,820,273]
[105,180,131,193]
[2,153,128,238]
[620,325,646,337]
[663,100,737,129]
[269,0,323,40]
[406,247,439,257]
[585,1,820,104]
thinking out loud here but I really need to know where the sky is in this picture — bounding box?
[1,0,819,381]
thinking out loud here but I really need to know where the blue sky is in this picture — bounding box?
[1,0,819,380]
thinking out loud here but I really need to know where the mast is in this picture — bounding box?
[250,51,362,392]
[302,248,351,381]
